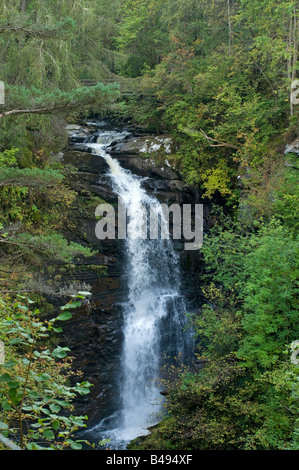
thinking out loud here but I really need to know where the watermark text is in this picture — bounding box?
[95,198,203,251]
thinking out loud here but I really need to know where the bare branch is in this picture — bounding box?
[0,101,75,119]
[0,18,74,39]
[0,239,48,251]
[199,128,239,150]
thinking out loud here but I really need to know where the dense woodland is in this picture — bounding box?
[0,0,298,451]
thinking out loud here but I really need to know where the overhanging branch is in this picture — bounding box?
[199,128,239,150]
[0,101,76,119]
[0,18,75,39]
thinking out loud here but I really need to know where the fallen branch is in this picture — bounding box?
[0,101,74,119]
[199,128,239,150]
[0,239,40,249]
[0,100,118,119]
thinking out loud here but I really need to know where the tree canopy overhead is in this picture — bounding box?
[0,0,122,153]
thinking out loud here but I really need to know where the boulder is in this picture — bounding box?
[107,134,181,180]
[63,150,109,174]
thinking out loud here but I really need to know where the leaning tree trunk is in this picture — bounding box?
[228,0,233,56]
[291,6,298,84]
[289,6,299,116]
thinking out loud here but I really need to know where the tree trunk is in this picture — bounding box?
[228,0,233,56]
[20,0,26,13]
[291,6,298,83]
[290,6,299,115]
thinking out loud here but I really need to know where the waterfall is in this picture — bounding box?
[84,130,192,449]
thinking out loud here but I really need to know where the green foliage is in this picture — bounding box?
[201,216,299,371]
[0,149,19,167]
[237,222,298,370]
[3,83,120,115]
[0,294,94,450]
[12,233,94,263]
[0,0,121,88]
[0,167,64,187]
[0,83,120,153]
[0,0,121,154]
[273,161,299,235]
[136,209,298,450]
[0,186,29,222]
[0,158,68,226]
[120,0,293,199]
[191,284,242,360]
[117,0,167,77]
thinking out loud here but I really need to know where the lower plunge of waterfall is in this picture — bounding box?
[81,128,193,450]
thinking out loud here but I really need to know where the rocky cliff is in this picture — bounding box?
[56,118,203,426]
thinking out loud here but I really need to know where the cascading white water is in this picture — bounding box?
[85,130,191,449]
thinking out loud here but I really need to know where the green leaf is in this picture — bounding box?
[67,439,83,450]
[8,381,19,389]
[36,373,52,382]
[56,311,72,321]
[31,321,43,328]
[27,443,50,450]
[8,388,22,404]
[1,399,12,411]
[0,373,12,382]
[43,429,55,440]
[31,422,43,428]
[51,420,60,431]
[53,327,63,333]
[49,404,61,413]
[73,382,92,396]
[2,359,16,369]
[51,346,70,359]
[22,405,33,411]
[61,301,81,310]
